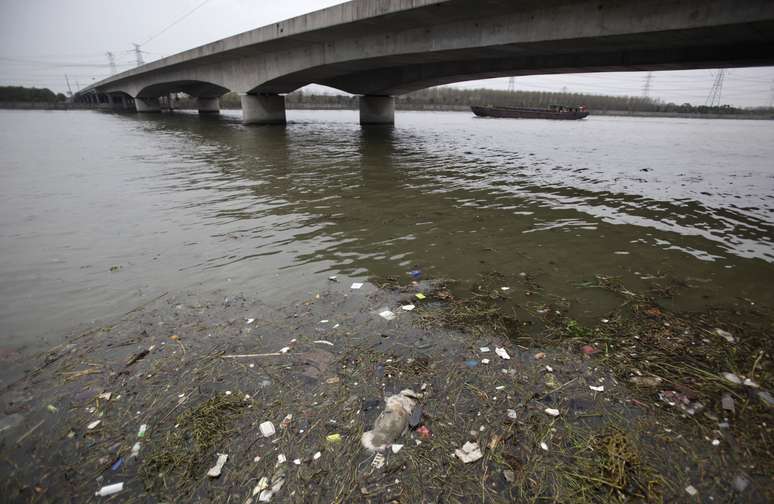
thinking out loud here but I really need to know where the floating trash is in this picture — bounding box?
[207,453,228,477]
[253,477,269,496]
[326,433,342,443]
[714,328,735,343]
[495,347,511,360]
[685,485,698,496]
[391,444,403,454]
[351,282,363,290]
[110,457,124,471]
[137,424,147,438]
[378,310,396,321]
[260,421,276,437]
[401,304,415,311]
[416,425,432,439]
[464,359,479,368]
[722,372,742,385]
[371,453,385,469]
[589,385,605,392]
[95,482,123,497]
[454,441,483,463]
[361,390,419,451]
[415,293,426,300]
[544,408,560,417]
[87,420,101,430]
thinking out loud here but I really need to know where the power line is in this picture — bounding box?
[138,0,215,48]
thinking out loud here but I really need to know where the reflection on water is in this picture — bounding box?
[0,109,773,349]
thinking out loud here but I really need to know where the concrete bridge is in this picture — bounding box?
[74,0,774,125]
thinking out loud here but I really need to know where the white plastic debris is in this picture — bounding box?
[714,328,735,343]
[401,304,415,311]
[130,442,141,458]
[685,485,698,496]
[506,409,518,420]
[137,424,147,437]
[371,452,385,469]
[260,421,276,437]
[246,318,255,325]
[379,310,396,321]
[351,282,363,289]
[276,454,286,466]
[500,287,510,291]
[743,378,760,388]
[313,340,334,346]
[328,275,337,281]
[253,477,269,496]
[544,408,560,417]
[313,451,321,460]
[495,385,505,390]
[480,347,490,353]
[293,458,301,465]
[495,347,511,360]
[539,441,548,451]
[711,439,720,446]
[391,444,403,454]
[98,392,112,401]
[546,365,553,372]
[481,358,490,364]
[722,372,742,384]
[279,347,290,354]
[589,385,605,392]
[87,420,101,430]
[95,482,124,497]
[454,441,483,463]
[319,319,329,324]
[207,453,228,478]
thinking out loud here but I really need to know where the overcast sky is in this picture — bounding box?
[1,0,773,107]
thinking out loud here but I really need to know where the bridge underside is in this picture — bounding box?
[256,22,774,95]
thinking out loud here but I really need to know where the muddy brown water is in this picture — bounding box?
[1,109,772,372]
[1,108,773,501]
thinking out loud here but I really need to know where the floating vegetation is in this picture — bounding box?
[142,393,249,495]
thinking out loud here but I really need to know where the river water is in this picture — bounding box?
[1,109,773,352]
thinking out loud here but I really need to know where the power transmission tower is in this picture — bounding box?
[705,69,726,107]
[507,77,515,93]
[64,75,73,97]
[641,72,653,98]
[106,51,117,75]
[133,44,145,66]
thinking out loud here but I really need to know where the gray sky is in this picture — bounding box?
[1,0,773,107]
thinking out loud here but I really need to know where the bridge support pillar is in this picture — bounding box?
[197,97,220,114]
[359,95,394,125]
[135,97,161,112]
[241,94,286,125]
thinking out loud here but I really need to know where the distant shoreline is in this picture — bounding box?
[2,101,772,120]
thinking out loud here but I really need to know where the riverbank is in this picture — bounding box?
[1,271,771,502]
